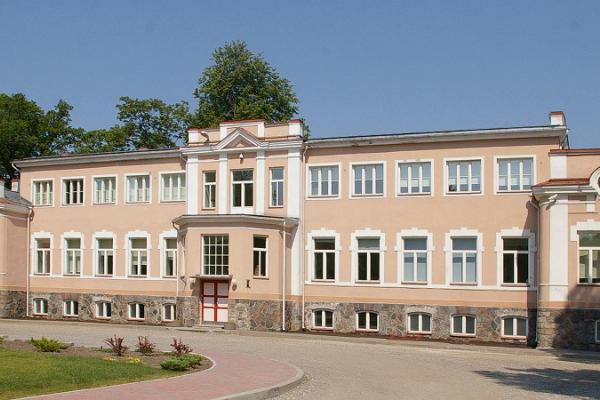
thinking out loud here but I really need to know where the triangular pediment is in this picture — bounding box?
[216,127,263,150]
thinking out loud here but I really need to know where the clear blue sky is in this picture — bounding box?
[1,1,600,147]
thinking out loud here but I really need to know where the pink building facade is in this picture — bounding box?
[1,113,599,349]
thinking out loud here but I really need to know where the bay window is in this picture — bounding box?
[203,235,229,275]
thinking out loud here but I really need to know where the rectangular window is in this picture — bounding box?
[502,317,527,338]
[578,231,600,284]
[502,238,529,284]
[447,160,481,193]
[163,304,176,322]
[96,238,114,276]
[313,310,333,329]
[451,238,478,284]
[357,312,379,331]
[93,177,116,204]
[497,158,533,192]
[232,169,253,207]
[313,238,336,281]
[129,238,148,277]
[398,162,431,195]
[96,302,112,319]
[357,238,381,282]
[126,175,150,203]
[33,180,53,206]
[163,238,177,278]
[203,171,216,209]
[63,300,79,317]
[203,235,229,275]
[128,303,145,320]
[309,166,339,197]
[161,173,186,202]
[253,236,267,277]
[452,315,476,336]
[63,178,84,205]
[33,298,48,315]
[270,167,284,207]
[408,313,432,334]
[64,238,82,275]
[402,238,428,283]
[34,238,51,275]
[352,163,384,196]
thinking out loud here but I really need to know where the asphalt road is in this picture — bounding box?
[1,320,599,400]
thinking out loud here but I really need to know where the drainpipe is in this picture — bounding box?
[282,221,287,331]
[301,145,308,330]
[26,207,32,317]
[529,196,541,346]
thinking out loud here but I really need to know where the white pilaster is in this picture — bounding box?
[287,149,301,218]
[550,154,567,178]
[548,195,569,301]
[218,153,228,213]
[256,151,265,214]
[186,155,199,214]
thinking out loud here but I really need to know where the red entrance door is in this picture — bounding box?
[201,281,229,323]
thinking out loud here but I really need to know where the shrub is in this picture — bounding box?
[0,336,4,346]
[160,358,190,371]
[178,354,203,367]
[104,335,128,356]
[135,336,156,355]
[30,337,63,352]
[170,338,192,357]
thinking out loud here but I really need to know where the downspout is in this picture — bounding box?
[26,207,32,317]
[301,145,308,330]
[282,221,287,331]
[529,197,540,346]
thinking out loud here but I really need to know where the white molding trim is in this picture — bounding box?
[396,228,434,286]
[306,228,341,284]
[350,228,386,284]
[255,150,265,214]
[494,227,536,287]
[570,219,600,241]
[493,155,537,195]
[443,157,485,197]
[394,159,434,197]
[186,155,199,213]
[218,153,228,213]
[348,160,387,199]
[287,149,301,217]
[444,228,484,286]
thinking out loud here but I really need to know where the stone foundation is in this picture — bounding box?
[537,308,600,351]
[0,290,26,318]
[229,299,301,331]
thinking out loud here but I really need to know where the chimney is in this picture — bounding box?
[0,177,5,198]
[11,177,19,193]
[549,111,566,126]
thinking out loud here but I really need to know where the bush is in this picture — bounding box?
[160,354,203,371]
[30,337,63,352]
[104,335,127,356]
[135,336,156,355]
[178,354,203,367]
[170,338,192,357]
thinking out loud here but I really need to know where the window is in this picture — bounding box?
[203,171,216,209]
[352,163,384,196]
[63,178,84,205]
[163,304,176,322]
[128,303,145,320]
[497,158,533,192]
[270,167,284,207]
[309,165,339,197]
[356,311,378,332]
[93,177,116,204]
[253,236,267,277]
[402,238,428,283]
[33,298,48,315]
[502,238,529,284]
[129,238,148,277]
[126,175,150,203]
[96,238,114,276]
[578,231,600,284]
[408,313,432,334]
[451,238,478,284]
[32,180,53,206]
[34,238,51,275]
[452,315,476,336]
[447,160,481,193]
[502,317,527,338]
[596,321,600,343]
[63,300,79,317]
[64,238,82,275]
[313,238,336,281]
[232,169,253,208]
[398,162,431,195]
[357,238,381,282]
[163,238,177,278]
[203,235,229,275]
[161,173,186,202]
[96,302,112,319]
[313,310,333,330]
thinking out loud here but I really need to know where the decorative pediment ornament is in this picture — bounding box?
[216,127,263,150]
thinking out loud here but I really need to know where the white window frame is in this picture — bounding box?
[576,231,600,285]
[32,232,53,275]
[570,221,600,286]
[396,160,433,196]
[32,298,48,315]
[160,171,186,202]
[351,229,386,284]
[92,175,117,205]
[128,303,145,321]
[269,167,285,207]
[202,170,217,209]
[63,300,79,317]
[451,314,477,337]
[312,309,334,330]
[125,231,150,278]
[160,230,178,278]
[252,235,268,278]
[356,311,379,332]
[202,234,229,276]
[349,161,386,198]
[407,312,432,334]
[306,229,340,283]
[306,163,341,200]
[397,229,434,285]
[125,173,151,204]
[444,157,484,196]
[61,232,83,276]
[495,228,536,287]
[95,301,112,319]
[162,303,176,322]
[31,179,54,207]
[494,156,536,194]
[93,231,116,277]
[501,316,528,338]
[444,229,483,286]
[61,177,85,206]
[231,168,254,212]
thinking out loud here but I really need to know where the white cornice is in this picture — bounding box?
[14,149,180,168]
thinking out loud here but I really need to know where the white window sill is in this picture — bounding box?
[450,333,476,338]
[356,280,381,284]
[501,283,529,288]
[501,335,527,340]
[401,281,428,285]
[396,192,432,197]
[356,328,379,333]
[252,276,269,280]
[93,202,117,206]
[159,200,186,204]
[312,279,336,283]
[407,331,432,335]
[128,275,148,279]
[312,327,334,331]
[449,282,478,287]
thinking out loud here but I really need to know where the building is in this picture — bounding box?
[1,112,599,350]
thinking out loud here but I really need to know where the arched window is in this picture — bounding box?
[313,309,334,330]
[128,303,145,321]
[408,313,432,334]
[451,315,476,336]
[32,298,48,315]
[502,316,527,338]
[162,304,176,322]
[95,301,112,319]
[356,311,379,332]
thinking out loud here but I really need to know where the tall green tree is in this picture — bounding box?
[71,125,131,154]
[193,41,299,128]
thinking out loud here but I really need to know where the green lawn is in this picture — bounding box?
[0,347,178,400]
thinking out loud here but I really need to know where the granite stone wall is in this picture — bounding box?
[228,299,302,331]
[0,290,26,318]
[537,308,600,351]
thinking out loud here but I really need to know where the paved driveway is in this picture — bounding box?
[1,320,599,400]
